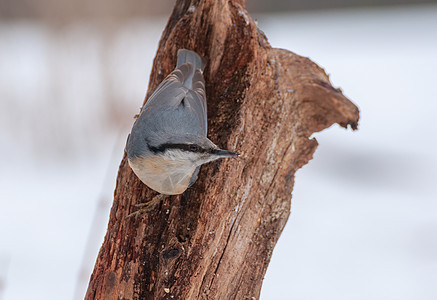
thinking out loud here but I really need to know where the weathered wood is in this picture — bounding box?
[86,0,359,299]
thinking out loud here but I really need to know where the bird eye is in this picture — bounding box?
[189,144,199,152]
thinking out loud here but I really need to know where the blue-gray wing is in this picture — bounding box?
[182,69,207,136]
[141,62,207,136]
[142,64,191,112]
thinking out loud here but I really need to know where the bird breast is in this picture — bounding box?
[128,155,196,195]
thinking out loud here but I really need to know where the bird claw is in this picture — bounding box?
[125,194,166,219]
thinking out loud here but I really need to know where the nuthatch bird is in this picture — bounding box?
[126,49,239,197]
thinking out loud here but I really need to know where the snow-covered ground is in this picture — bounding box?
[1,4,436,300]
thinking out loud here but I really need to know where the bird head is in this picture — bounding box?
[147,135,239,167]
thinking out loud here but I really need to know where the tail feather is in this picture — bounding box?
[177,49,206,89]
[177,49,206,71]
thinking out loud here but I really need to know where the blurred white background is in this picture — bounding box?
[1,2,436,300]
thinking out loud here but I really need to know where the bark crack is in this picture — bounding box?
[263,140,294,201]
[197,213,239,299]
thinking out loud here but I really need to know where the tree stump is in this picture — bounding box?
[86,0,359,299]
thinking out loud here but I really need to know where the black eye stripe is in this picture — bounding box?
[147,141,206,153]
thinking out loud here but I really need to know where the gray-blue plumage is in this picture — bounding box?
[127,50,207,159]
[126,49,238,195]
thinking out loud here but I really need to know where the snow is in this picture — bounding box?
[257,5,437,300]
[0,4,436,300]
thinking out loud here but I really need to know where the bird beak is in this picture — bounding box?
[212,149,240,157]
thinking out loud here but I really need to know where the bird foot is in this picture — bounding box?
[126,194,166,219]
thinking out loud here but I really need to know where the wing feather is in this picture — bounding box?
[183,69,207,136]
[140,63,194,112]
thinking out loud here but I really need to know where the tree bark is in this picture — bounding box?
[86,0,359,299]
